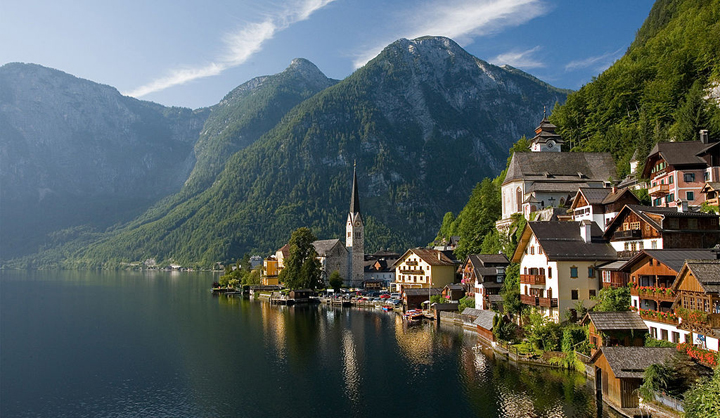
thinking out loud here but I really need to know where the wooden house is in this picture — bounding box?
[621,249,718,344]
[672,259,720,351]
[403,288,442,309]
[592,347,675,411]
[442,284,465,302]
[461,253,509,310]
[701,182,720,209]
[603,204,720,259]
[569,187,640,231]
[581,311,647,356]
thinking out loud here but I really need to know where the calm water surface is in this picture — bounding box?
[1,270,617,417]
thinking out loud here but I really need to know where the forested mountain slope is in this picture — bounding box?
[550,0,720,176]
[69,36,568,268]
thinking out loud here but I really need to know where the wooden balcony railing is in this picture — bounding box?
[649,183,670,197]
[399,268,424,275]
[636,309,679,325]
[613,229,642,240]
[631,286,677,303]
[520,295,539,306]
[538,297,558,308]
[520,274,546,285]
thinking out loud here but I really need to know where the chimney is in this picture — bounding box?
[611,186,617,194]
[677,200,689,213]
[580,220,592,243]
[700,129,709,144]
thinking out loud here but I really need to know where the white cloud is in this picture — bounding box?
[564,48,624,72]
[490,46,544,69]
[352,0,548,69]
[125,0,334,98]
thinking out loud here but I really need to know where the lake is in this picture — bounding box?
[0,270,618,417]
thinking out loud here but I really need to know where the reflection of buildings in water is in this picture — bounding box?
[393,315,434,366]
[342,330,360,404]
[260,301,287,361]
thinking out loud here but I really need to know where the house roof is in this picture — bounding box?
[503,152,616,185]
[312,239,346,257]
[465,254,509,271]
[445,284,465,291]
[642,141,709,178]
[397,248,458,267]
[583,311,648,331]
[701,182,720,193]
[595,347,676,379]
[513,221,617,263]
[278,244,290,258]
[473,310,497,331]
[404,288,442,297]
[474,267,504,278]
[620,249,719,273]
[675,260,720,293]
[597,260,628,271]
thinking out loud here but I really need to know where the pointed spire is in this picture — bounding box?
[350,162,361,215]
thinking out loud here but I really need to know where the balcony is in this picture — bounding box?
[399,268,424,275]
[631,286,677,302]
[538,297,558,308]
[520,274,546,285]
[617,250,639,259]
[520,295,539,306]
[636,309,679,325]
[649,183,670,197]
[613,229,642,240]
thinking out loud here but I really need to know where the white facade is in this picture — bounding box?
[519,234,602,322]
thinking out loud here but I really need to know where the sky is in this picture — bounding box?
[1,0,655,110]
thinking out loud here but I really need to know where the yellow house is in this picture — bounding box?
[262,256,279,286]
[394,248,458,293]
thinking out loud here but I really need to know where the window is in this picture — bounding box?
[589,289,596,298]
[651,327,658,339]
[548,267,552,279]
[570,266,578,278]
[571,289,578,300]
[652,240,658,249]
[538,246,543,255]
[639,242,644,250]
[588,267,594,278]
[672,332,679,343]
[530,247,534,255]
[687,191,694,201]
[685,333,692,343]
[630,222,640,230]
[684,173,695,182]
[669,176,674,184]
[661,329,668,341]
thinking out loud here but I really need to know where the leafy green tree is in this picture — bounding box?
[501,263,523,316]
[454,178,501,259]
[525,311,563,352]
[492,314,518,343]
[682,370,720,417]
[592,286,631,312]
[279,227,322,290]
[458,296,475,312]
[328,270,343,292]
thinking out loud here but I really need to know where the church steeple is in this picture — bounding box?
[346,162,364,287]
[350,162,361,215]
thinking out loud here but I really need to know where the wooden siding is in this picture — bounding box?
[594,352,641,410]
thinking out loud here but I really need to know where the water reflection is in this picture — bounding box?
[341,330,360,404]
[260,300,287,362]
[393,316,434,368]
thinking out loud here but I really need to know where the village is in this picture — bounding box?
[214,118,720,418]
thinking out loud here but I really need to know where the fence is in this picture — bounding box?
[652,392,684,413]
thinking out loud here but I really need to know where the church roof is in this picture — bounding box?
[350,165,361,215]
[312,239,347,257]
[503,152,616,185]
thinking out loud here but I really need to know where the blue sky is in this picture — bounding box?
[1,0,654,109]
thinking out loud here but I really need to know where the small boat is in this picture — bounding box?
[403,309,424,321]
[382,305,394,311]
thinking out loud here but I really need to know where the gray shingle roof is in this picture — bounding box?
[585,311,648,331]
[620,249,719,273]
[473,310,497,331]
[599,347,676,379]
[471,254,510,265]
[684,260,720,292]
[504,152,616,185]
[528,221,617,261]
[404,288,442,297]
[642,141,708,178]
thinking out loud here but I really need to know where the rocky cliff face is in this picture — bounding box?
[0,63,208,258]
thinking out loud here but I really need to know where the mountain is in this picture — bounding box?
[0,63,209,259]
[66,36,568,268]
[550,0,720,177]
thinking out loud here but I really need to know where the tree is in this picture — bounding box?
[682,367,720,417]
[279,227,322,290]
[328,270,343,293]
[501,263,523,316]
[454,178,501,259]
[592,286,631,312]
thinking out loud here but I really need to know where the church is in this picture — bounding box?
[264,165,365,288]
